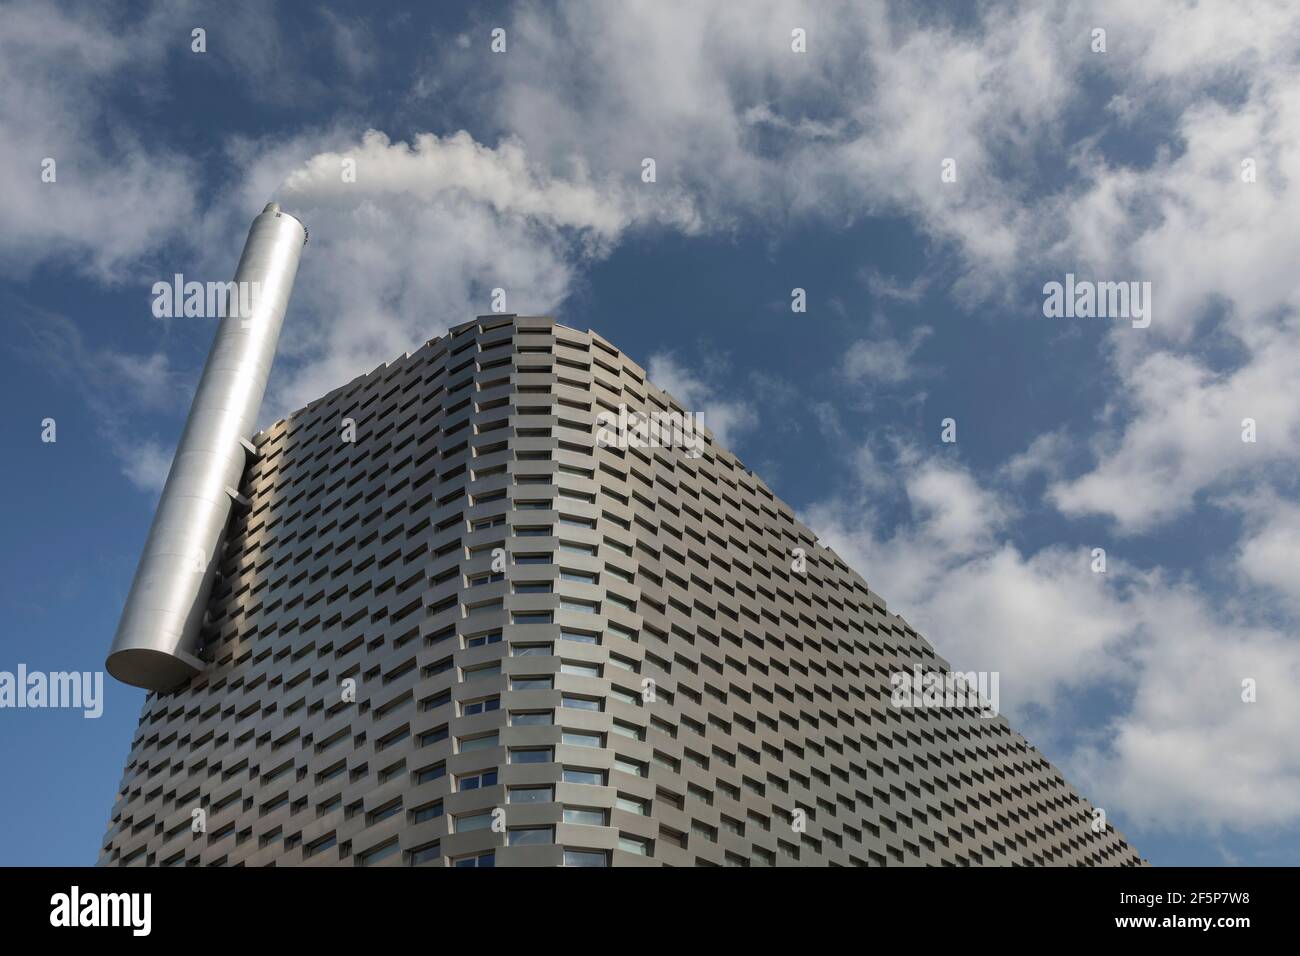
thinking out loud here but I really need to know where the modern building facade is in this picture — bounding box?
[99,314,1143,867]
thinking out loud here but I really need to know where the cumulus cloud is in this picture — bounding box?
[0,0,199,281]
[805,452,1137,727]
[805,445,1300,831]
[647,352,758,451]
[839,321,931,386]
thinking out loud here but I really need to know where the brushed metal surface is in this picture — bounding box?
[106,203,307,692]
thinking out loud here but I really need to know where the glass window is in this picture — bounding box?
[408,842,441,866]
[563,808,607,826]
[618,835,651,856]
[508,827,554,846]
[510,748,553,764]
[561,695,601,712]
[367,800,402,824]
[614,758,645,778]
[562,732,602,748]
[563,768,606,786]
[458,732,499,753]
[412,801,443,823]
[510,711,552,726]
[415,762,445,784]
[455,811,494,833]
[616,795,649,816]
[564,849,608,867]
[457,769,498,791]
[508,786,553,804]
[454,851,495,868]
[611,721,644,741]
[462,696,500,716]
[512,611,554,624]
[358,839,400,866]
[514,582,552,594]
[511,676,552,690]
[512,643,553,656]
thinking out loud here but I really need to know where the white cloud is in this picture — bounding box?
[839,322,931,386]
[1049,322,1300,531]
[1074,584,1300,831]
[806,453,1136,728]
[805,446,1300,831]
[647,352,758,452]
[207,127,659,417]
[1232,495,1300,612]
[0,0,199,281]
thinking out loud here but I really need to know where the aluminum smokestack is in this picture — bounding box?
[106,202,308,692]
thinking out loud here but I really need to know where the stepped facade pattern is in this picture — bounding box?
[100,315,1143,867]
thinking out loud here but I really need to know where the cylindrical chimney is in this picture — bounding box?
[106,203,307,692]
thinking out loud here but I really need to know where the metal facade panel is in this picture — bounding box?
[100,316,1142,867]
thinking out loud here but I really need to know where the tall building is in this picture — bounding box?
[99,314,1143,867]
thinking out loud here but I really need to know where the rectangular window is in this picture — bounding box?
[510,711,552,726]
[562,731,603,749]
[508,786,554,804]
[357,838,400,867]
[509,748,553,764]
[453,851,495,868]
[511,676,552,690]
[563,849,609,867]
[304,833,337,858]
[462,662,501,681]
[616,795,649,816]
[415,762,445,784]
[512,611,554,624]
[562,768,606,786]
[563,808,607,826]
[458,732,499,753]
[508,827,554,846]
[611,720,644,741]
[411,801,444,823]
[419,724,448,747]
[512,643,553,656]
[455,811,494,833]
[618,835,651,856]
[457,769,498,791]
[461,696,500,716]
[409,842,442,866]
[367,800,403,824]
[614,757,646,778]
[561,695,602,712]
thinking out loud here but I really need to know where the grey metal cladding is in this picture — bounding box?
[100,315,1143,867]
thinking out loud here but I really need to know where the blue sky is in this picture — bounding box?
[3,0,1299,866]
